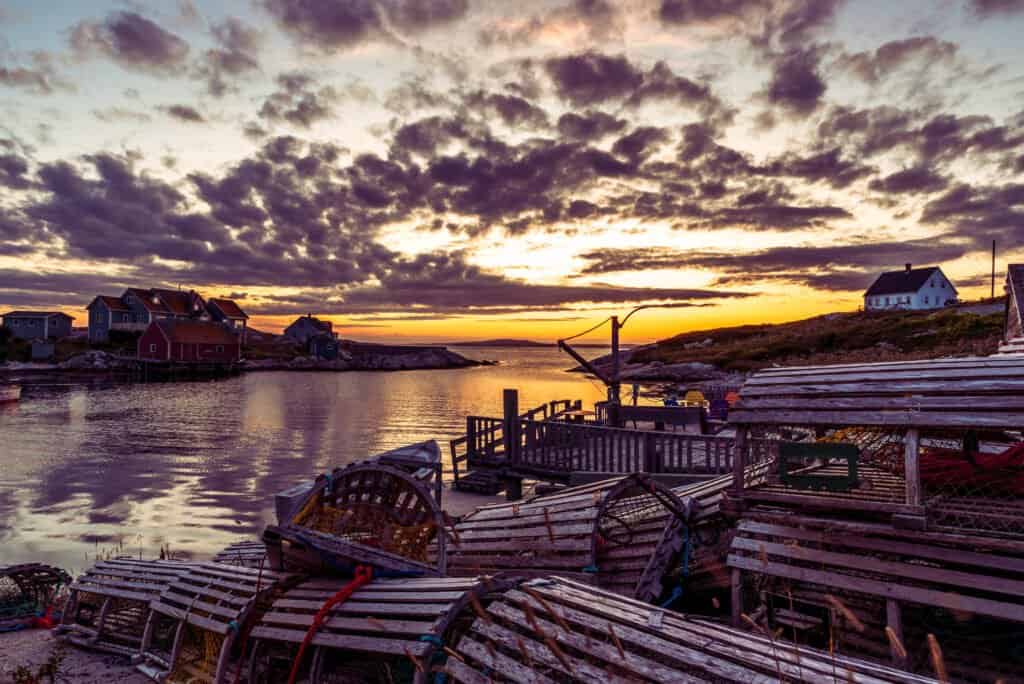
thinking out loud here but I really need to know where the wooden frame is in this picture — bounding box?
[264,461,448,577]
[777,441,860,492]
[448,576,935,683]
[728,510,1024,681]
[247,576,513,684]
[57,559,196,657]
[135,561,294,683]
[212,540,267,569]
[0,563,70,629]
[446,474,690,603]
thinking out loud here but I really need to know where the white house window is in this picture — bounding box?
[149,344,157,353]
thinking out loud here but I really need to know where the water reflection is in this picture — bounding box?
[0,347,609,570]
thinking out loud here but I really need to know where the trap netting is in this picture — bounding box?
[919,429,1024,538]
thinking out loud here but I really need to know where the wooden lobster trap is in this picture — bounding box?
[446,576,937,683]
[57,559,196,656]
[135,561,295,683]
[0,563,70,630]
[212,540,267,569]
[445,474,689,602]
[728,508,1024,682]
[247,575,511,684]
[264,462,448,578]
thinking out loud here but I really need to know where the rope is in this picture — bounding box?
[561,317,611,343]
[287,565,373,684]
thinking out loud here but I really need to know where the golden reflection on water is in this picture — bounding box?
[0,347,610,569]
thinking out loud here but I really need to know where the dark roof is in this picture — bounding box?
[864,266,950,297]
[153,319,238,345]
[89,295,130,312]
[125,288,170,314]
[288,315,332,332]
[208,298,248,319]
[2,310,74,319]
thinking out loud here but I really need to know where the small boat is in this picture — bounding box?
[0,384,21,403]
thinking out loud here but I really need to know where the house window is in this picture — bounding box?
[885,297,890,305]
[923,295,929,304]
[942,281,947,288]
[149,343,157,353]
[216,345,224,352]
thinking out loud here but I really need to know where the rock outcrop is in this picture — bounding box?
[58,351,136,371]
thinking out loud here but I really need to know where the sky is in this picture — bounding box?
[1,0,1023,343]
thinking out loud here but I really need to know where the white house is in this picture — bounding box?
[1000,264,1024,354]
[864,264,958,311]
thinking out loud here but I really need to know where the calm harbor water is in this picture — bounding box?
[0,346,609,571]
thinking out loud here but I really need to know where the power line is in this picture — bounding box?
[561,316,611,343]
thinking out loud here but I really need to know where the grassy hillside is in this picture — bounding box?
[631,303,1005,373]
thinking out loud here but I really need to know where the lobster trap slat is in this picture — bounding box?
[247,575,511,684]
[444,474,689,602]
[57,559,197,656]
[135,561,296,683]
[212,540,267,569]
[448,576,935,683]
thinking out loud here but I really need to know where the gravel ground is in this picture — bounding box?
[0,629,148,683]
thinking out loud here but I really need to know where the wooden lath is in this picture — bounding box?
[135,561,295,683]
[247,575,511,684]
[264,461,448,577]
[447,576,937,683]
[730,356,1024,429]
[728,509,1024,681]
[57,559,196,656]
[444,475,687,602]
[212,540,266,569]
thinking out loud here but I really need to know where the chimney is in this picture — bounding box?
[905,263,912,273]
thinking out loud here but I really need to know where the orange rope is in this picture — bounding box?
[287,565,373,684]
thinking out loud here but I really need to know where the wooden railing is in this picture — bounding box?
[515,420,737,476]
[449,399,580,483]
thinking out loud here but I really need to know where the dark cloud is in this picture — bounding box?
[833,37,958,85]
[478,0,622,48]
[262,0,467,53]
[577,238,970,291]
[658,0,843,53]
[921,182,1024,246]
[611,126,670,162]
[967,0,1024,17]
[160,104,206,123]
[765,47,827,115]
[556,111,627,140]
[196,17,263,97]
[463,91,549,129]
[0,153,32,190]
[70,12,189,74]
[868,166,948,194]
[0,52,71,95]
[259,72,337,128]
[757,147,874,189]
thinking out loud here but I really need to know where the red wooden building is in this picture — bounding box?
[138,320,241,364]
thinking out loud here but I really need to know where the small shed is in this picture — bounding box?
[447,576,934,683]
[138,319,241,363]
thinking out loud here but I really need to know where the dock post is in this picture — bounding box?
[466,416,477,465]
[502,389,523,501]
[732,426,748,496]
[904,428,921,507]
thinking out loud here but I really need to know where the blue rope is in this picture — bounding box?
[227,620,240,633]
[582,564,599,573]
[660,525,692,609]
[419,634,446,683]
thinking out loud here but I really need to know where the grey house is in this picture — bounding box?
[284,315,334,345]
[1,311,74,340]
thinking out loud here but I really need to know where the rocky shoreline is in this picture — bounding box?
[0,345,490,375]
[569,344,745,386]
